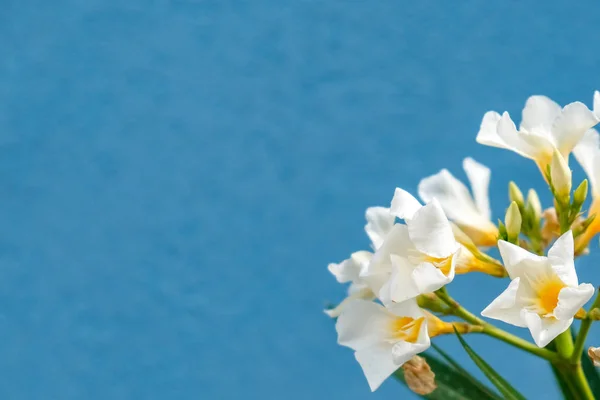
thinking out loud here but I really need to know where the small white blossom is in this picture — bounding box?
[362,189,459,304]
[325,207,395,317]
[476,96,598,173]
[482,231,594,347]
[336,299,430,391]
[418,157,498,247]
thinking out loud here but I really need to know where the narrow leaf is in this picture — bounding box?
[393,351,502,400]
[431,343,503,400]
[454,328,526,400]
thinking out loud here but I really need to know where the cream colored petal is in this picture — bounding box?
[355,342,399,392]
[547,231,578,287]
[552,102,599,156]
[408,200,458,258]
[390,188,422,220]
[418,169,482,226]
[553,284,595,321]
[520,95,562,136]
[463,157,492,220]
[497,240,546,280]
[388,256,421,304]
[521,309,572,348]
[336,300,393,351]
[476,111,506,148]
[573,128,600,196]
[365,207,395,250]
[481,278,526,327]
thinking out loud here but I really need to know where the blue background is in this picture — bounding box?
[1,1,600,399]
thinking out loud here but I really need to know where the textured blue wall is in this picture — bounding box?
[1,1,600,399]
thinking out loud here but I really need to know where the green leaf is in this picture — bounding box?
[454,328,527,400]
[393,351,501,400]
[431,343,502,400]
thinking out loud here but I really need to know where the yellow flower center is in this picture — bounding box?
[422,254,453,276]
[390,316,425,343]
[534,277,566,315]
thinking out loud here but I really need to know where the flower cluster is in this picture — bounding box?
[327,92,600,393]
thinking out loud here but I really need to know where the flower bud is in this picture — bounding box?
[588,347,600,367]
[509,181,525,209]
[402,356,437,395]
[572,179,589,214]
[505,202,522,243]
[550,150,572,201]
[526,189,542,221]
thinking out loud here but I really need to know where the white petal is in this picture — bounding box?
[594,90,600,119]
[386,297,425,319]
[324,287,374,318]
[329,251,371,283]
[417,169,482,226]
[553,284,595,320]
[520,95,562,135]
[476,111,506,148]
[363,224,411,291]
[390,188,422,220]
[573,128,600,195]
[547,231,578,286]
[388,256,421,304]
[521,310,572,348]
[481,278,526,327]
[463,157,492,220]
[408,200,458,258]
[336,300,393,351]
[412,261,454,294]
[497,240,546,279]
[496,112,541,159]
[365,207,395,250]
[391,339,430,366]
[355,342,398,392]
[348,282,371,296]
[552,102,599,156]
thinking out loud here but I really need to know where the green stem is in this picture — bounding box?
[434,289,561,362]
[572,290,600,363]
[555,331,594,400]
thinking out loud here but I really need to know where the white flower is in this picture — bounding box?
[482,231,594,347]
[418,157,498,247]
[336,299,430,391]
[476,95,598,173]
[326,251,375,317]
[362,189,459,303]
[325,207,395,317]
[573,125,600,250]
[594,90,600,119]
[365,206,395,250]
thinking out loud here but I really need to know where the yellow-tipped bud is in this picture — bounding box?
[509,181,525,209]
[550,150,572,201]
[505,202,522,243]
